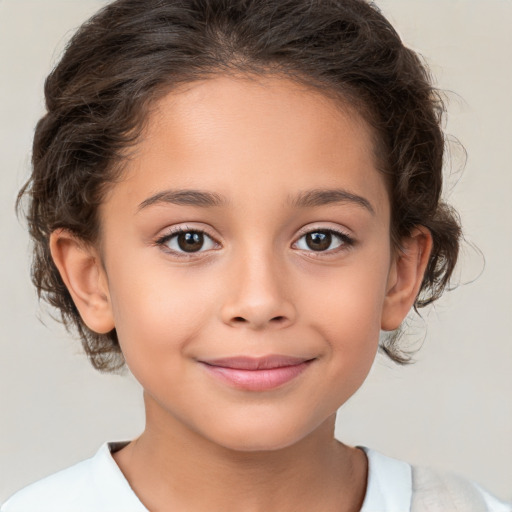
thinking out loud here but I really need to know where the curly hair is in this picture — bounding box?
[18,0,461,371]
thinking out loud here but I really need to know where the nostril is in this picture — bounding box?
[227,313,292,328]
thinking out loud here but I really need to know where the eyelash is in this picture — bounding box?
[155,226,355,259]
[154,225,219,260]
[293,227,355,257]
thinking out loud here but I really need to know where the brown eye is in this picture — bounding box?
[177,231,204,252]
[295,229,352,253]
[160,229,217,254]
[305,231,332,251]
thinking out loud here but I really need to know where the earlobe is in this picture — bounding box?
[381,226,433,331]
[49,229,115,334]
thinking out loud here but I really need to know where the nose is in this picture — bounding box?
[220,250,297,331]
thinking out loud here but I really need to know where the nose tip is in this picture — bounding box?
[219,259,297,331]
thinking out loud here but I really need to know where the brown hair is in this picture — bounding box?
[18,0,461,371]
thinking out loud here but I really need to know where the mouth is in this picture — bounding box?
[199,355,315,391]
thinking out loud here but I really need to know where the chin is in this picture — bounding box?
[200,413,325,454]
[214,434,305,454]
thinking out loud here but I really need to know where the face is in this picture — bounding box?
[98,75,395,451]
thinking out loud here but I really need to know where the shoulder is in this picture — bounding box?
[411,465,511,512]
[360,447,413,511]
[360,447,510,512]
[1,450,97,512]
[0,442,147,512]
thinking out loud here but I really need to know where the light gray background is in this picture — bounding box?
[1,0,511,504]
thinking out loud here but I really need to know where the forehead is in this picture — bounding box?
[144,74,376,165]
[107,74,389,218]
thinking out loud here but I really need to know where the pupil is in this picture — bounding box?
[178,231,204,252]
[307,231,331,251]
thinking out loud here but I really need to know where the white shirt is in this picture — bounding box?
[1,443,509,512]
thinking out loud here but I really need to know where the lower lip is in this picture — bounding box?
[201,361,312,391]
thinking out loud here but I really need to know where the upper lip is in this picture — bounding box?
[200,355,313,370]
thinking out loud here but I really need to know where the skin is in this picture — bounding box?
[51,75,432,512]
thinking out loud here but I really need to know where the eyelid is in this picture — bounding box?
[294,222,353,238]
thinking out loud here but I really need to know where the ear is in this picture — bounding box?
[381,226,433,331]
[49,229,115,334]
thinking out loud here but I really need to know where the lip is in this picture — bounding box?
[199,355,314,391]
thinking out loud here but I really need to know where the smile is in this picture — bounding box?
[199,355,315,391]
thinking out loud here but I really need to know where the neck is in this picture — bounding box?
[113,394,367,512]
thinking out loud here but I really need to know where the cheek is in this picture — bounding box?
[302,266,388,414]
[304,251,391,363]
[106,256,221,365]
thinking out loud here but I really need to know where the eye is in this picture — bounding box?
[157,228,218,255]
[294,229,353,252]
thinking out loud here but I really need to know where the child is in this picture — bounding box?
[2,0,510,510]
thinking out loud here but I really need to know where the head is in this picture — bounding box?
[20,0,460,376]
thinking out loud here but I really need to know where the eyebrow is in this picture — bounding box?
[288,188,375,214]
[137,187,374,214]
[138,189,227,210]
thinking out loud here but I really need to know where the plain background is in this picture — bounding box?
[0,0,511,504]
